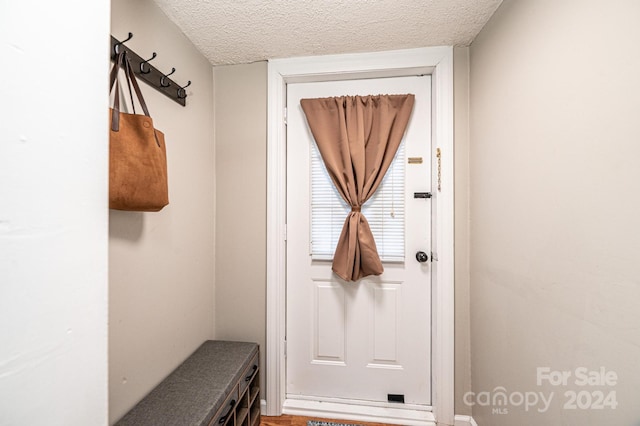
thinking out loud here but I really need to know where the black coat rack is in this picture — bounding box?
[111,33,191,107]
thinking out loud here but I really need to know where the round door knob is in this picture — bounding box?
[415,251,429,263]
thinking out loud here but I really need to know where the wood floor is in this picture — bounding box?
[260,414,396,426]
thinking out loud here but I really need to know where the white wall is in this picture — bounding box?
[470,0,640,424]
[109,0,215,422]
[0,1,110,425]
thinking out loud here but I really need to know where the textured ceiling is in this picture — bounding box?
[152,0,503,65]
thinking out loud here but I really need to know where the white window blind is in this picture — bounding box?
[310,141,405,262]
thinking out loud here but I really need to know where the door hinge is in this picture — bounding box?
[431,251,438,262]
[284,224,287,241]
[284,339,287,358]
[283,107,288,125]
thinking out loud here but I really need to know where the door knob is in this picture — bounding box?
[415,251,429,263]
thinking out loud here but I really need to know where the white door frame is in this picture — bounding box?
[266,47,454,425]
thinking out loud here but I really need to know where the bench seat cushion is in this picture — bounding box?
[116,340,259,426]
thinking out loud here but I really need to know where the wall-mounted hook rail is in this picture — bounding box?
[110,34,190,107]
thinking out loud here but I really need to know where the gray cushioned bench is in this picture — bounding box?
[116,340,260,426]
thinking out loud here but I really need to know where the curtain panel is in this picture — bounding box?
[300,94,415,281]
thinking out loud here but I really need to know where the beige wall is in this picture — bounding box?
[109,0,215,422]
[469,0,640,424]
[213,62,268,398]
[454,46,472,416]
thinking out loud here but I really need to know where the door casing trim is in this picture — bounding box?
[266,46,454,425]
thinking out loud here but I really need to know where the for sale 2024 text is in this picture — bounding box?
[537,367,618,410]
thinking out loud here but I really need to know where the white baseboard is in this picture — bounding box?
[261,399,267,414]
[454,414,478,426]
[283,397,436,426]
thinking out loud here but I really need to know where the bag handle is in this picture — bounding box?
[109,52,161,147]
[123,56,161,147]
[109,51,125,132]
[109,50,123,93]
[123,56,136,115]
[123,53,151,118]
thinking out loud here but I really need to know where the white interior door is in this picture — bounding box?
[286,75,432,410]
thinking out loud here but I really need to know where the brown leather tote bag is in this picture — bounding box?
[108,51,169,212]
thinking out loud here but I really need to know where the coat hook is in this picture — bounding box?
[177,81,191,99]
[140,52,157,74]
[160,68,176,87]
[114,32,133,55]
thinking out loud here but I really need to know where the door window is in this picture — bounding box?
[310,140,405,262]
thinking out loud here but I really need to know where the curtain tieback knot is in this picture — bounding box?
[351,206,361,212]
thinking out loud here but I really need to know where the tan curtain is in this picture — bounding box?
[300,94,415,281]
